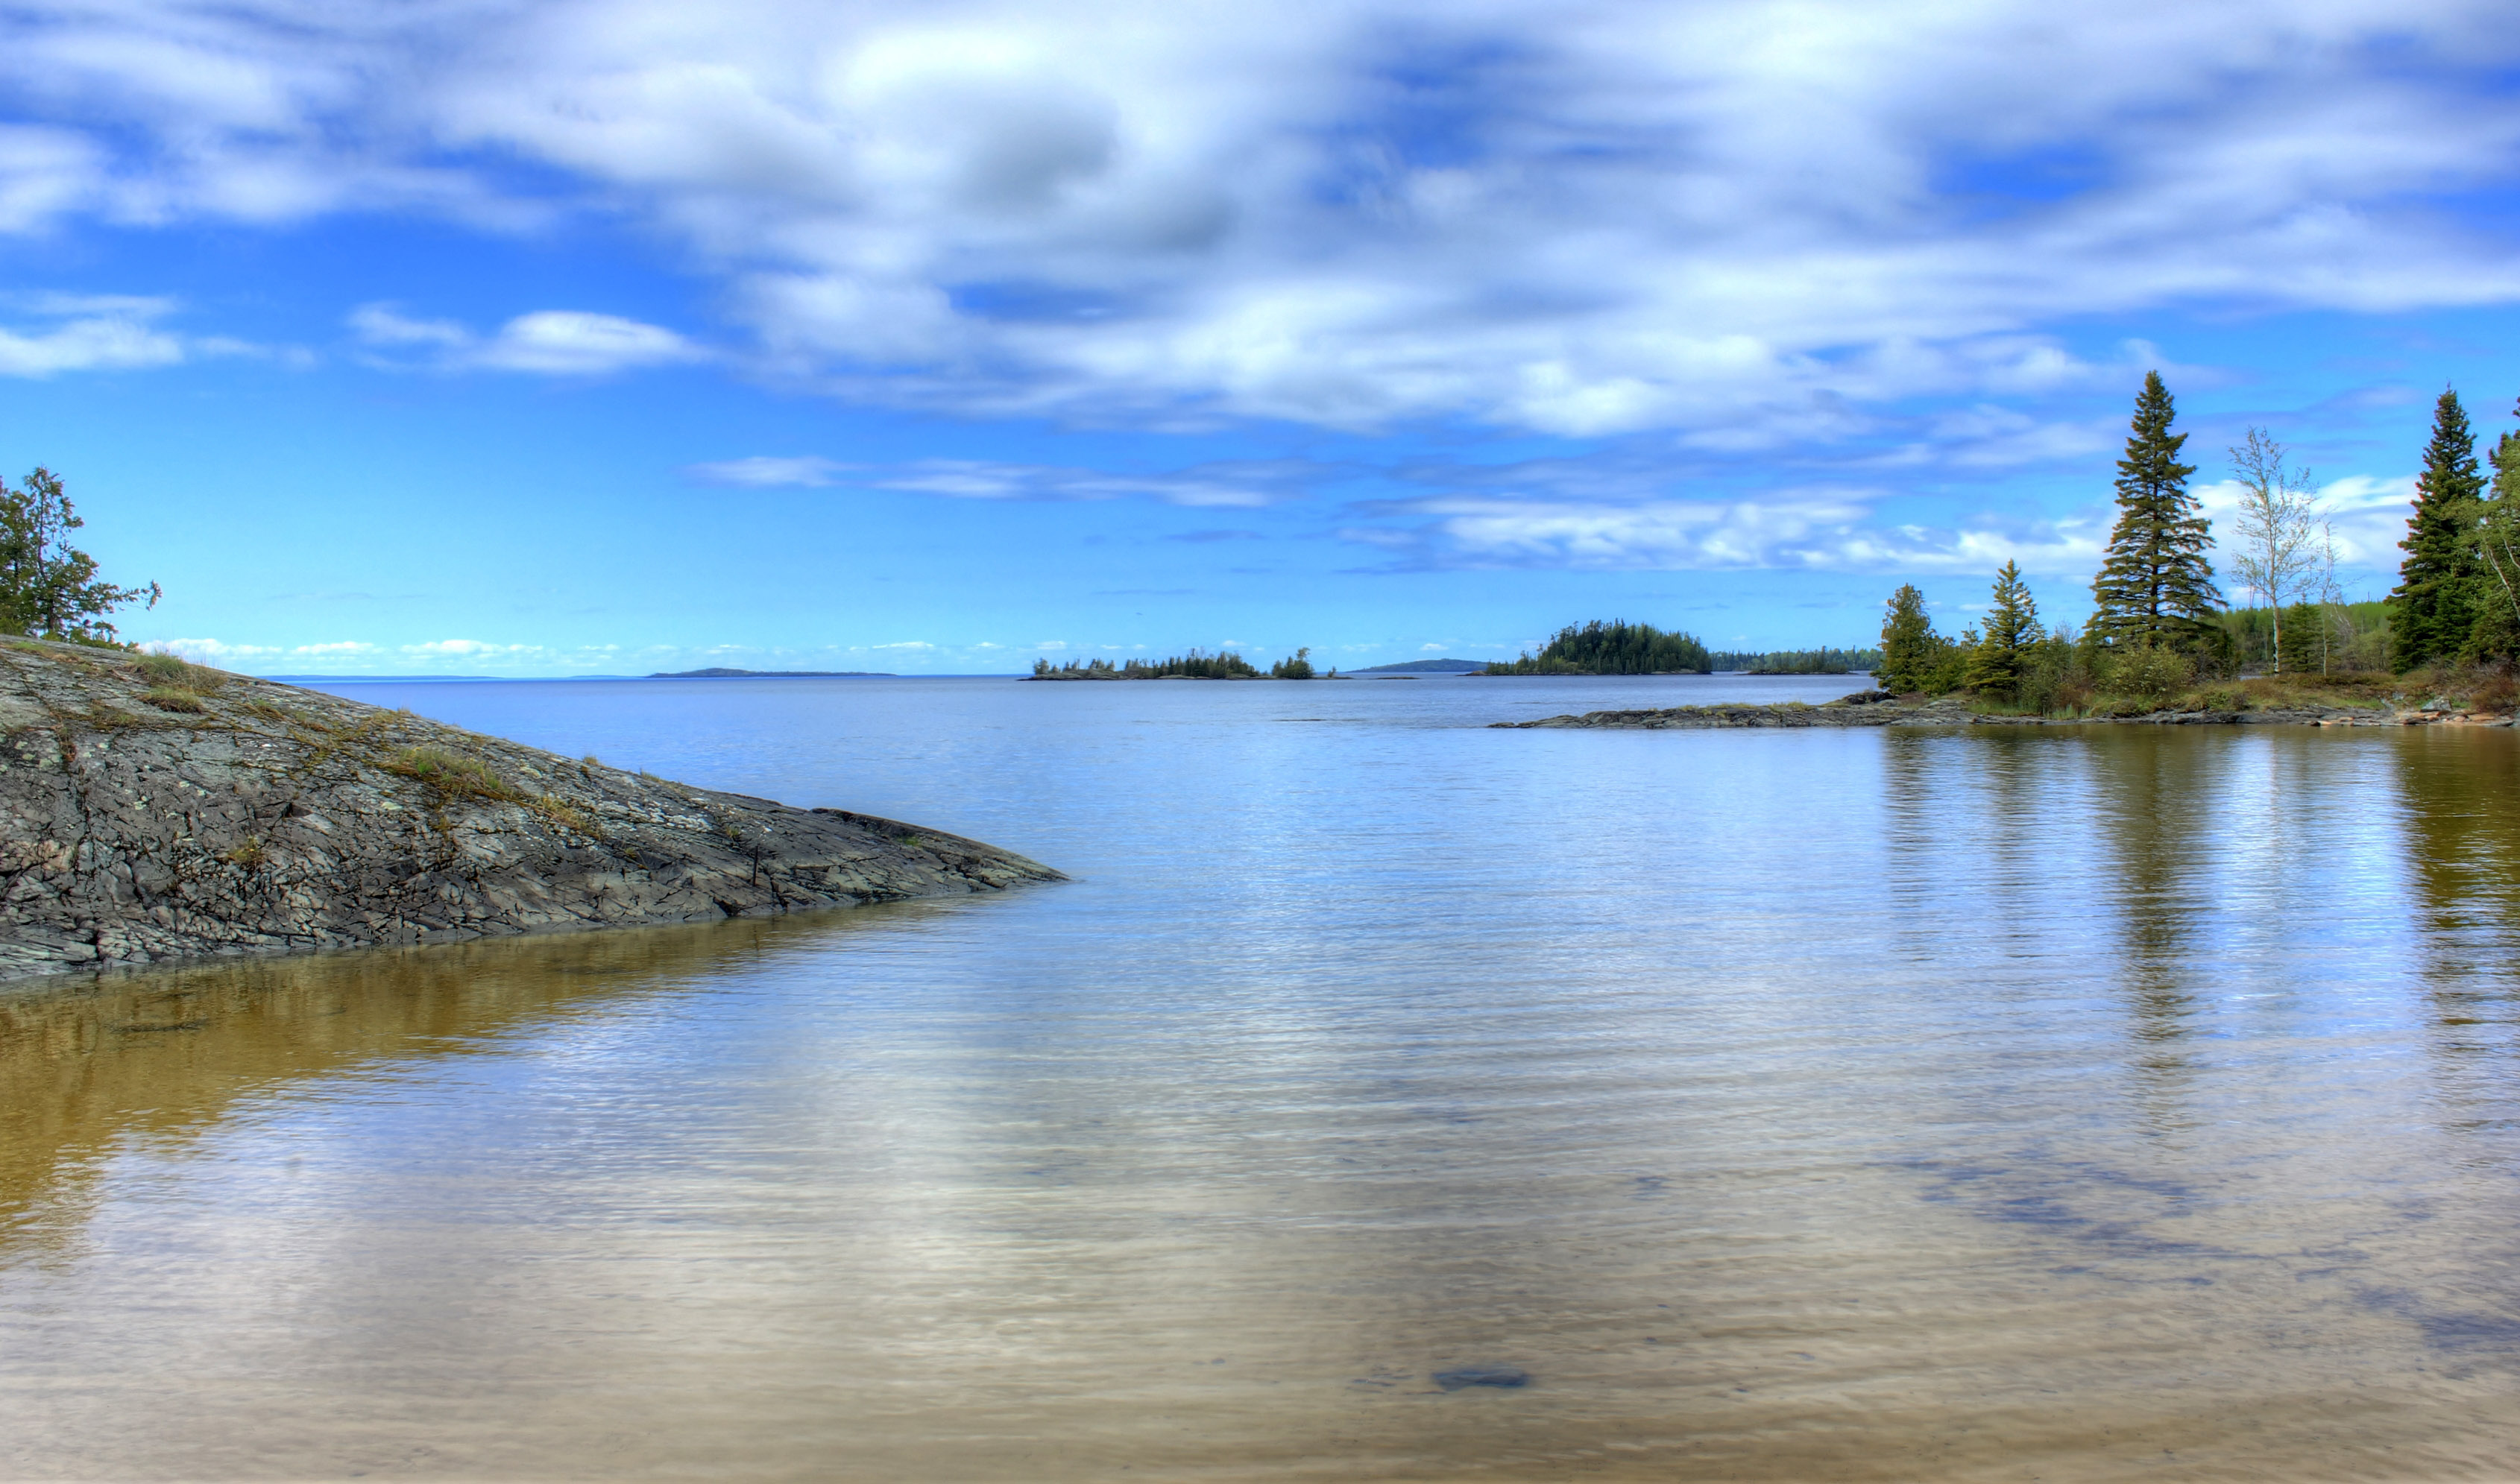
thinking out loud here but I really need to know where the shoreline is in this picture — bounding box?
[1490,691,2519,730]
[1,638,1062,985]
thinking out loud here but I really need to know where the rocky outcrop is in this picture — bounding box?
[0,639,1061,982]
[1490,692,1971,728]
[1490,690,2511,730]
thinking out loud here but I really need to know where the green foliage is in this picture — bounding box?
[1965,561,2042,700]
[2100,640,2196,703]
[2276,602,2324,675]
[2090,372,2222,651]
[142,686,206,713]
[1484,619,1710,675]
[0,467,161,641]
[2463,421,2520,665]
[1033,648,1265,678]
[1707,646,1885,674]
[2391,389,2485,672]
[1876,584,1949,693]
[1270,647,1317,679]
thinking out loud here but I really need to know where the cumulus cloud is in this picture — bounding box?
[3,1,2517,435]
[349,303,703,375]
[143,637,280,664]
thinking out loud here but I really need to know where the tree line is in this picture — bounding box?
[1030,647,1332,679]
[1878,371,2520,710]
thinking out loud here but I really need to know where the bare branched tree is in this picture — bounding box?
[2227,428,2322,674]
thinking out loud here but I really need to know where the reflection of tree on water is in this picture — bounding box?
[2392,730,2520,1131]
[2083,730,2224,1118]
[0,907,936,1257]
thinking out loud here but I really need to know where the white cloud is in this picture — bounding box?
[349,303,702,375]
[4,2,2518,435]
[143,637,280,664]
[0,297,183,376]
[865,458,1302,507]
[683,455,849,487]
[291,640,377,655]
[1349,492,2109,575]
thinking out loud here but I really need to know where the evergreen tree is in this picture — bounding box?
[2090,372,2221,651]
[1966,561,2041,700]
[1877,584,1942,692]
[2390,391,2483,672]
[2460,417,2520,665]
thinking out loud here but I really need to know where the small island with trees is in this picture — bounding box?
[1029,647,1338,679]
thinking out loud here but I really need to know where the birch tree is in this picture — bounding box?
[2226,428,2321,674]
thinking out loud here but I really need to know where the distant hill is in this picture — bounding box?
[1351,659,1489,674]
[649,668,895,678]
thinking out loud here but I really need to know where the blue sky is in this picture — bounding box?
[5,0,2520,675]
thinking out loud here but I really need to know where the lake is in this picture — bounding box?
[6,673,2520,1480]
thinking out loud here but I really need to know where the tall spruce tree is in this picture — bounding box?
[1965,561,2041,700]
[2389,388,2483,672]
[1877,583,1942,693]
[2090,372,2220,650]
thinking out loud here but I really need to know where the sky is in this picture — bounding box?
[5,0,2520,675]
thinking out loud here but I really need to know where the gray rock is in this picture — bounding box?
[0,639,1060,984]
[1432,1365,1531,1391]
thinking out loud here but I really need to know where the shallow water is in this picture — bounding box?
[7,675,2520,1480]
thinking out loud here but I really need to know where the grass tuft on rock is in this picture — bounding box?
[385,745,520,802]
[142,686,207,713]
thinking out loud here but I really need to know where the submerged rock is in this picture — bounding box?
[0,639,1062,983]
[1432,1365,1531,1391]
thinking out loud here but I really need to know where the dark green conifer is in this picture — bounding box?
[2090,373,2220,650]
[1966,561,2041,699]
[1877,584,1941,692]
[2390,388,2483,672]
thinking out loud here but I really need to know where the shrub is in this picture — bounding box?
[2470,669,2518,715]
[2103,641,2194,704]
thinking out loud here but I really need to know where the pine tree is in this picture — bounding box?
[2465,419,2520,664]
[1877,584,1941,692]
[1966,561,2041,700]
[2090,372,2221,651]
[2389,389,2483,672]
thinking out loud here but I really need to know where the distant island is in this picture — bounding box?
[1030,648,1337,680]
[1483,621,1880,676]
[1352,659,1487,674]
[650,668,895,678]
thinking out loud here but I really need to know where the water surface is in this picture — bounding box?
[6,675,2520,1480]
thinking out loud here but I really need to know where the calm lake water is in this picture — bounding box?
[7,674,2520,1481]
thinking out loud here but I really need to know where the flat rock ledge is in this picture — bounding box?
[0,639,1062,985]
[1490,690,2517,730]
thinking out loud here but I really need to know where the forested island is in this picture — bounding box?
[1029,648,1338,679]
[1479,621,1882,676]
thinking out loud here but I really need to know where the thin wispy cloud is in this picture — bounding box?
[349,303,705,375]
[1343,492,2113,576]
